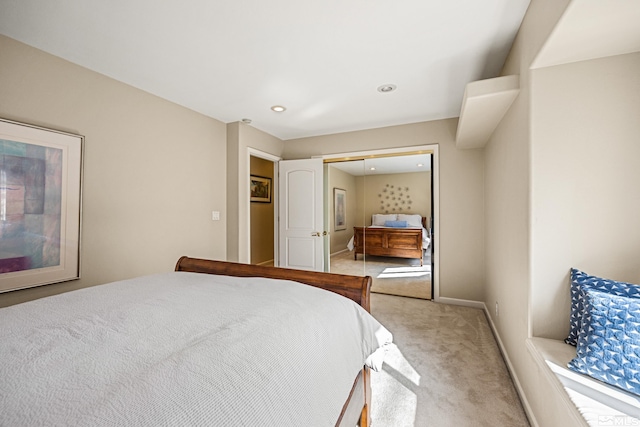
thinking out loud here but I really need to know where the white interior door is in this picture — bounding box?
[278,158,324,271]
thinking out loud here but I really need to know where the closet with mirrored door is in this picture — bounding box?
[325,153,433,300]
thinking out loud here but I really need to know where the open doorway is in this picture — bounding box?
[326,154,433,299]
[249,155,275,266]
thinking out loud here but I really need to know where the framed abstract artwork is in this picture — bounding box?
[0,119,83,293]
[334,188,346,231]
[250,175,272,203]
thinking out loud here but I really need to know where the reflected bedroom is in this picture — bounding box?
[327,154,433,300]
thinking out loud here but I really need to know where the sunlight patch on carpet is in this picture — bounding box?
[385,344,421,386]
[378,266,431,279]
[372,344,420,427]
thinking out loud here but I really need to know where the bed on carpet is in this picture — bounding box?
[350,214,430,266]
[0,256,393,427]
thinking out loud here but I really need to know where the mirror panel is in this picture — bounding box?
[361,154,433,296]
[325,153,434,300]
[326,160,365,276]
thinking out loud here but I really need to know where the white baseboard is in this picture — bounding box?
[436,296,485,309]
[481,303,539,427]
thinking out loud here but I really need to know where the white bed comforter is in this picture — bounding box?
[0,272,392,427]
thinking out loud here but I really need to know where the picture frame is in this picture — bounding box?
[0,119,83,293]
[334,188,346,231]
[250,175,272,203]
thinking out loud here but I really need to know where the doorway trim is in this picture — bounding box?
[319,144,440,302]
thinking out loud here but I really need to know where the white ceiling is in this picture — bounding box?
[0,0,530,141]
[330,153,432,176]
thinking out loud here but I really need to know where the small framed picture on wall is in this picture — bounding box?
[250,175,272,203]
[334,188,346,231]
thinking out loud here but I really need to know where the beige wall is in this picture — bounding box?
[357,172,431,226]
[327,165,358,255]
[227,122,284,263]
[482,2,538,422]
[483,1,575,425]
[484,0,640,425]
[284,120,485,301]
[530,52,640,339]
[226,123,241,263]
[0,35,227,307]
[250,156,275,264]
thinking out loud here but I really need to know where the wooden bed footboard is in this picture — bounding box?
[353,226,424,265]
[175,256,374,426]
[175,256,372,312]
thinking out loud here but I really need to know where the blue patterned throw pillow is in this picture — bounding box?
[568,289,640,396]
[566,269,640,346]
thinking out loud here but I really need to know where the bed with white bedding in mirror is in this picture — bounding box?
[347,214,430,266]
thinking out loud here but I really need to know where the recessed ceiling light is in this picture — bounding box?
[369,167,376,171]
[377,84,397,93]
[241,118,252,124]
[271,105,286,112]
[417,163,424,167]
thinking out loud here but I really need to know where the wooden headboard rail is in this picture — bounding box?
[175,256,372,312]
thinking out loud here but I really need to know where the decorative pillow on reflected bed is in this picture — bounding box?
[565,268,640,346]
[384,220,408,228]
[372,214,397,226]
[397,214,423,228]
[568,288,640,396]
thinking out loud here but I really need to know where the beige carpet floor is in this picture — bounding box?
[330,250,431,300]
[370,293,530,427]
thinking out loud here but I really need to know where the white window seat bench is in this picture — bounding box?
[527,337,640,426]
